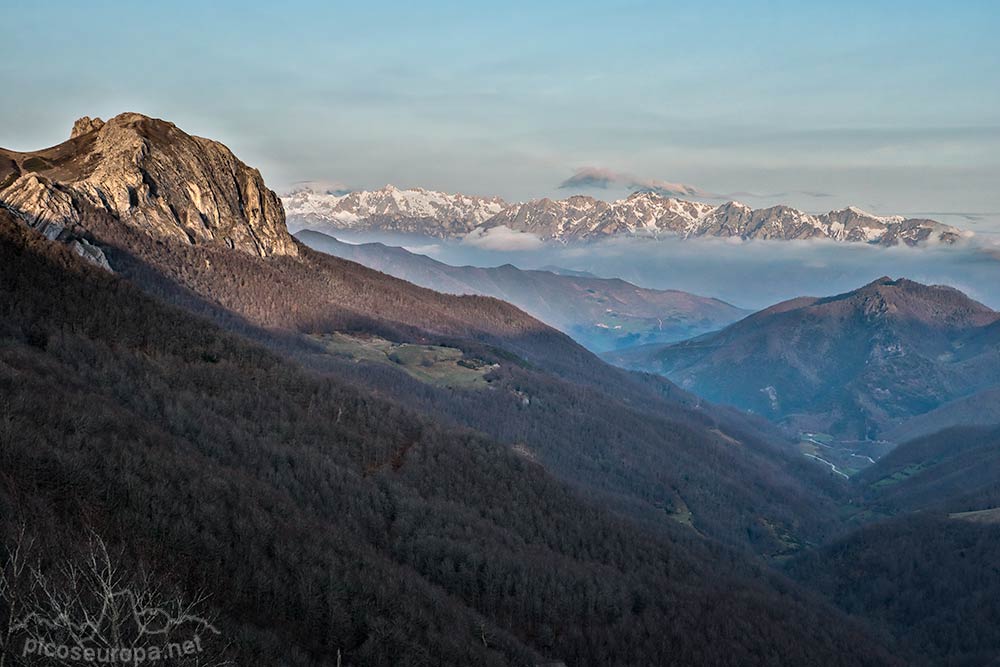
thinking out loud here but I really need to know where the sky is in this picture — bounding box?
[3,0,1000,232]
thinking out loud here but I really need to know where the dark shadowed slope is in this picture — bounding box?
[786,426,1000,666]
[787,514,1000,667]
[295,229,748,352]
[884,386,1000,443]
[853,425,1000,516]
[609,277,1000,440]
[0,209,899,667]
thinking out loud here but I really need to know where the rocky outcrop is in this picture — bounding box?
[69,237,113,271]
[0,113,298,259]
[70,116,105,139]
[0,174,111,271]
[0,173,80,237]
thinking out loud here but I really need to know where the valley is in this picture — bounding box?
[4,2,1000,664]
[798,433,893,478]
[296,229,748,352]
[0,111,997,666]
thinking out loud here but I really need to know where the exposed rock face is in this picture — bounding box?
[70,116,105,139]
[0,113,297,258]
[285,186,967,246]
[1,173,80,236]
[69,237,113,271]
[0,174,112,271]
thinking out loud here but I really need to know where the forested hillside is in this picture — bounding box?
[64,192,845,557]
[854,425,1000,515]
[5,112,997,666]
[0,114,849,561]
[788,514,1000,665]
[0,212,897,666]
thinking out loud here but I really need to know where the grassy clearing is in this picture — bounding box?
[666,493,694,527]
[311,332,495,389]
[761,518,803,558]
[949,507,1000,524]
[870,462,932,489]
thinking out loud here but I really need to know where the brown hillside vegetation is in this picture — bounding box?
[0,212,898,666]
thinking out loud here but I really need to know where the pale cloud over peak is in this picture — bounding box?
[288,180,353,196]
[558,167,717,198]
[462,225,544,251]
[558,167,836,202]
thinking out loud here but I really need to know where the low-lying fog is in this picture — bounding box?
[322,230,1000,311]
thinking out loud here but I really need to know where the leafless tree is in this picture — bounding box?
[1,531,230,666]
[0,525,36,667]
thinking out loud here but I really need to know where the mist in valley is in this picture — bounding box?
[322,230,1000,311]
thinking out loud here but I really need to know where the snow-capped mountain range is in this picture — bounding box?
[283,185,966,246]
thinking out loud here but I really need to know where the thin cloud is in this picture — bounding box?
[288,180,354,196]
[558,167,834,201]
[462,225,544,251]
[559,167,716,198]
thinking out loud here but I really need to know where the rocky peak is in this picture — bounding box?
[70,116,105,139]
[829,276,999,330]
[1,112,297,258]
[867,276,896,288]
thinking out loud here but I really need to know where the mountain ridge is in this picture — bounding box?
[295,229,749,351]
[609,276,1000,440]
[284,184,966,246]
[4,109,992,666]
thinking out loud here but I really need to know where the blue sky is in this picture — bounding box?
[3,0,999,230]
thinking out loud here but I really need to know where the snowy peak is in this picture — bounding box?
[283,186,966,247]
[282,184,507,236]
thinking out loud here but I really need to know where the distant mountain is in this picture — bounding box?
[609,277,1000,440]
[284,185,965,246]
[283,184,506,236]
[296,229,748,351]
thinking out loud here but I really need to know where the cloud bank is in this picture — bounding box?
[462,225,544,251]
[558,167,837,201]
[422,234,1000,312]
[558,167,719,198]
